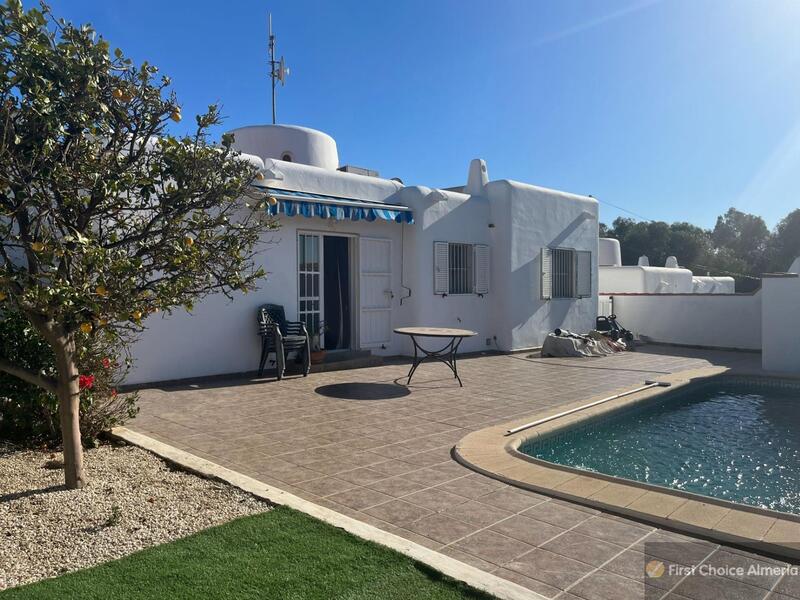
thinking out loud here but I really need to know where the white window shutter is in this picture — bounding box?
[577,250,592,297]
[474,244,490,294]
[433,241,449,295]
[541,247,552,299]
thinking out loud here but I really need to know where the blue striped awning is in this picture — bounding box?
[265,188,413,224]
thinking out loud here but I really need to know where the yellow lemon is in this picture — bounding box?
[184,236,194,247]
[170,109,182,123]
[79,322,93,334]
[112,88,124,99]
[95,285,108,297]
[131,310,143,321]
[30,242,45,252]
[0,291,7,301]
[267,196,278,206]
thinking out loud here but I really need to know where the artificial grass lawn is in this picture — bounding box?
[2,506,495,600]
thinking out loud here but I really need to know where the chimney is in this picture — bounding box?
[465,159,489,195]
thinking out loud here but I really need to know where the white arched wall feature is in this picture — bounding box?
[229,124,339,170]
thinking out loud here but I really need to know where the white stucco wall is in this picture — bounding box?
[761,274,800,373]
[128,214,404,385]
[394,186,494,355]
[692,276,735,294]
[230,124,340,170]
[487,180,599,351]
[607,293,762,350]
[598,265,694,294]
[598,238,621,266]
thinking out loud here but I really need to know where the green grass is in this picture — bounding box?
[2,507,494,600]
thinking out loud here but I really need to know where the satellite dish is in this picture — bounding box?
[277,57,290,86]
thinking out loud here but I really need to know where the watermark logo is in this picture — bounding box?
[645,560,665,578]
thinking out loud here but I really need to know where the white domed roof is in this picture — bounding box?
[228,124,339,170]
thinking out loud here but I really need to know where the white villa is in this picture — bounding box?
[127,124,599,384]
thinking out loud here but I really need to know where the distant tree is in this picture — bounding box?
[711,208,770,273]
[0,1,272,488]
[769,209,800,272]
[605,218,673,266]
[664,222,711,270]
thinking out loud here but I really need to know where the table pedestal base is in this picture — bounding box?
[405,335,465,387]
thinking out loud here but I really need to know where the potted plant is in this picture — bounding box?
[309,321,329,364]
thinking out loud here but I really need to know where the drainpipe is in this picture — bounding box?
[399,222,412,305]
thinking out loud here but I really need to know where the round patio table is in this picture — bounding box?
[393,327,477,387]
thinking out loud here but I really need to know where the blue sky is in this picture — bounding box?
[43,0,800,228]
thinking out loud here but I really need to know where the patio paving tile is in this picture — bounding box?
[566,569,645,600]
[541,530,625,567]
[522,499,595,529]
[475,487,549,513]
[441,499,514,528]
[292,476,358,498]
[602,549,690,590]
[491,568,562,598]
[129,347,773,600]
[402,487,470,513]
[504,548,595,589]
[434,473,505,499]
[571,516,652,547]
[672,574,768,600]
[326,486,393,511]
[334,467,388,486]
[363,499,435,528]
[774,573,800,598]
[449,529,535,566]
[438,546,498,573]
[405,513,481,545]
[488,514,565,547]
[703,549,784,589]
[365,475,431,497]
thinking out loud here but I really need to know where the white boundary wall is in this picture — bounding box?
[761,274,800,373]
[606,293,761,351]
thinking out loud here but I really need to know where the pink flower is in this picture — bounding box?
[79,374,95,390]
[102,357,111,369]
[110,388,118,398]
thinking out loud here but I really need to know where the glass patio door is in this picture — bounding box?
[298,233,322,344]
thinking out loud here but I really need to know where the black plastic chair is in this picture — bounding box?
[257,304,311,379]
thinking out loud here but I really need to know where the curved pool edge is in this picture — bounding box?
[453,365,800,560]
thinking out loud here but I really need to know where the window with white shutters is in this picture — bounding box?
[474,244,490,295]
[433,241,450,295]
[433,242,490,295]
[540,247,552,299]
[541,247,592,300]
[577,250,592,298]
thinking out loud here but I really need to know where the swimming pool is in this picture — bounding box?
[519,378,800,515]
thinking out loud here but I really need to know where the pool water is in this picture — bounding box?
[520,379,800,515]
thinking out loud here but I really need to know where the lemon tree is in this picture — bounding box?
[0,1,274,488]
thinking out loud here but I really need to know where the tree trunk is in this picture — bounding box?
[53,337,87,489]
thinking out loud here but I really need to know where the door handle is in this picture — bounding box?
[384,290,394,299]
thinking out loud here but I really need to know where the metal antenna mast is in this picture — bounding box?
[268,14,289,124]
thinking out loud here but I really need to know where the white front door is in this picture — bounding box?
[359,237,392,349]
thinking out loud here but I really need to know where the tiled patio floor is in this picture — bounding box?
[130,347,799,600]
